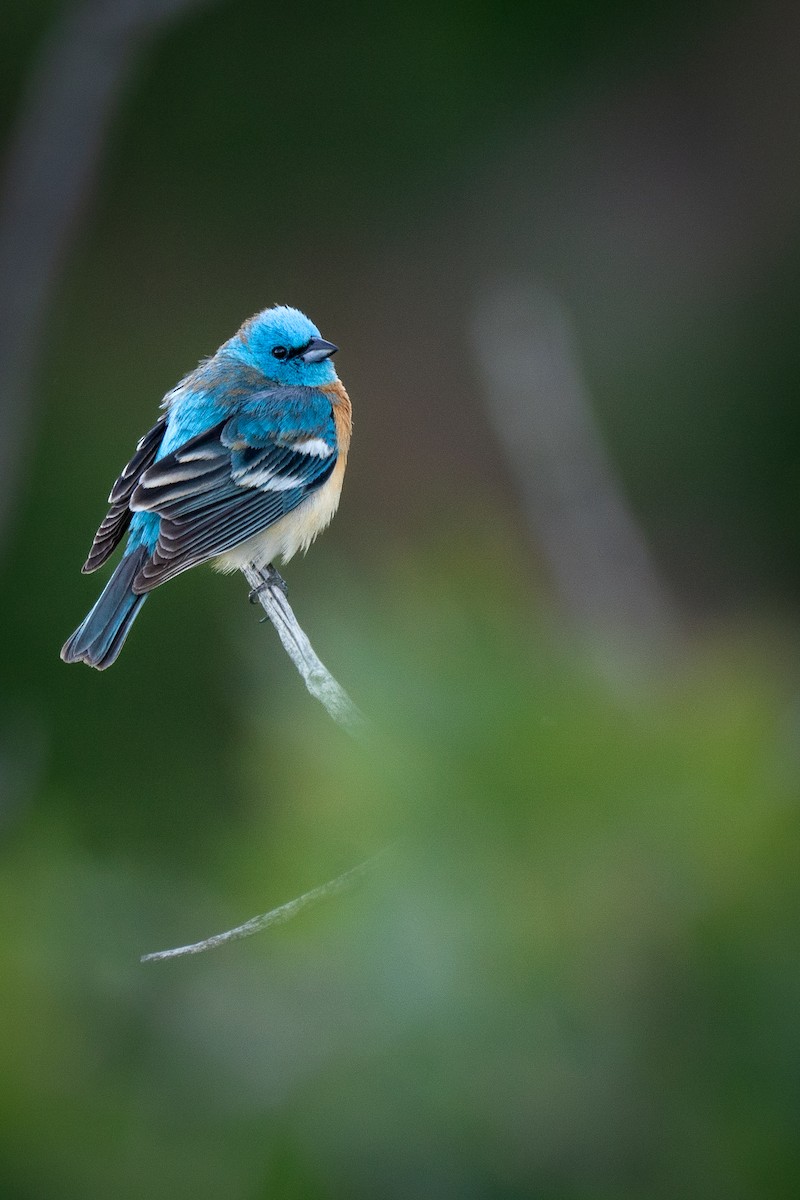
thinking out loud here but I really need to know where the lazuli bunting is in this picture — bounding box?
[61,305,351,669]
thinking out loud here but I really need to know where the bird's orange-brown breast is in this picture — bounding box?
[321,379,352,461]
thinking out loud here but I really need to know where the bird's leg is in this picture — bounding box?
[248,562,288,604]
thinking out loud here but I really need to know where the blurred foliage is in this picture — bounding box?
[2,552,800,1198]
[2,0,800,1196]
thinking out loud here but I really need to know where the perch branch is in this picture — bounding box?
[141,850,384,962]
[142,565,372,962]
[242,562,367,738]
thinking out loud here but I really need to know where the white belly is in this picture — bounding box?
[213,461,345,573]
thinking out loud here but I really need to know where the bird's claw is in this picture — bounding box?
[248,564,288,604]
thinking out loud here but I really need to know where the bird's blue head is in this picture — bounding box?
[227,305,339,387]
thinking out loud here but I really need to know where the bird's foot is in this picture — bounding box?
[248,563,288,604]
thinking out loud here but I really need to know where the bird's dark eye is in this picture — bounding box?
[271,346,289,361]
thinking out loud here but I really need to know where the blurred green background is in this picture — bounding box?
[2,0,800,1196]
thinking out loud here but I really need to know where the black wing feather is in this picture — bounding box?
[82,415,168,573]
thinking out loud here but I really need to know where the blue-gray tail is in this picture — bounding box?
[61,547,148,670]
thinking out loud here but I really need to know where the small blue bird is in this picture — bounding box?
[61,305,351,669]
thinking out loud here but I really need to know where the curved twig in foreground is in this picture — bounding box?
[141,562,372,962]
[141,851,384,962]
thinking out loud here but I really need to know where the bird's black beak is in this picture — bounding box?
[302,337,338,363]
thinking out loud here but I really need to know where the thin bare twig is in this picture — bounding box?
[141,850,384,962]
[242,562,368,738]
[141,565,372,961]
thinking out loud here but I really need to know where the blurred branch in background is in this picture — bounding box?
[472,283,682,661]
[0,0,216,556]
